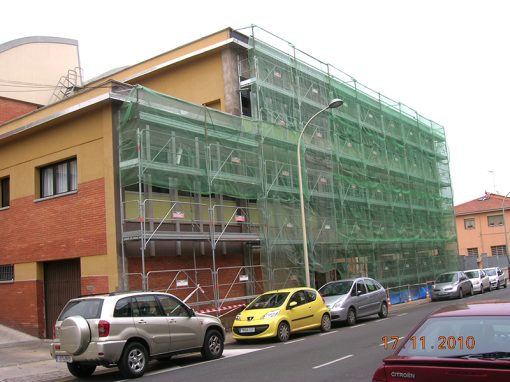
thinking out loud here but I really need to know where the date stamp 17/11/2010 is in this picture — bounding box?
[382,335,476,351]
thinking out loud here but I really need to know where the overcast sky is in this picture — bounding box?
[3,0,509,205]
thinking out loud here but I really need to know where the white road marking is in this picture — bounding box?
[319,330,339,336]
[374,318,389,323]
[313,354,353,369]
[144,347,275,377]
[396,313,408,317]
[350,323,366,328]
[284,338,305,344]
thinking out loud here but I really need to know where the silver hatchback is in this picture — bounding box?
[318,277,388,326]
[50,291,225,379]
[431,271,473,301]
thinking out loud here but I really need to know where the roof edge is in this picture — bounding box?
[0,36,78,54]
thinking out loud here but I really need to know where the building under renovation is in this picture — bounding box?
[0,26,457,337]
[118,27,457,297]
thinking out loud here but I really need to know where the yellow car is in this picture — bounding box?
[232,287,331,342]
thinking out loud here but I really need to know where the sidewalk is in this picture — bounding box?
[0,326,68,382]
[0,298,429,382]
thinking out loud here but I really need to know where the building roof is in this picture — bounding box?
[455,193,510,216]
[0,36,78,54]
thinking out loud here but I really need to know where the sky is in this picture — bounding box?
[2,0,509,205]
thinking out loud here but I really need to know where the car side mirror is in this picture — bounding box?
[188,307,195,317]
[357,290,364,296]
[289,301,298,309]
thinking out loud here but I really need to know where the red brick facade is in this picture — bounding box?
[127,252,263,307]
[81,276,110,296]
[1,178,107,263]
[0,178,107,336]
[0,280,44,337]
[0,97,38,124]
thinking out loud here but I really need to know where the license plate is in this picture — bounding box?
[239,327,255,333]
[56,355,73,363]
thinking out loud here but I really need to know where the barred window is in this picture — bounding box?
[467,248,479,257]
[0,264,14,282]
[491,245,507,256]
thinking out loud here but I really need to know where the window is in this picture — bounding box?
[157,295,189,317]
[467,248,479,257]
[464,218,475,229]
[0,264,14,282]
[114,297,133,318]
[365,278,381,292]
[0,177,9,208]
[488,215,503,227]
[491,245,507,256]
[133,295,162,317]
[40,158,77,198]
[58,298,103,320]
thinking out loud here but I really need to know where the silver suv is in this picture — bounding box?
[50,291,225,379]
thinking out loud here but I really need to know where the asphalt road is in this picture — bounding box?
[58,287,510,382]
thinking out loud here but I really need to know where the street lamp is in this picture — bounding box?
[501,192,510,271]
[298,98,344,287]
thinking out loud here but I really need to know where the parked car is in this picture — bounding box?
[464,268,490,294]
[318,277,388,326]
[232,287,331,342]
[430,271,473,301]
[372,301,510,381]
[50,291,225,379]
[484,267,508,290]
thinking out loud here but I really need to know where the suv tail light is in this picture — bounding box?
[98,320,110,337]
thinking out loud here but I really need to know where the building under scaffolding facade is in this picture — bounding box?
[118,27,458,307]
[0,26,458,337]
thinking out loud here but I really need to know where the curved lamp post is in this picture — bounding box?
[298,98,344,287]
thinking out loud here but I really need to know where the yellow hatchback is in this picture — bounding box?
[232,287,331,342]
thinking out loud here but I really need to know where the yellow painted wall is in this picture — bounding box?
[0,102,121,290]
[14,262,43,281]
[137,53,225,109]
[86,29,231,88]
[0,105,106,199]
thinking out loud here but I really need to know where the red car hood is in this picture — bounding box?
[375,356,510,382]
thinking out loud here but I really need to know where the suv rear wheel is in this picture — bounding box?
[67,362,96,378]
[119,341,148,378]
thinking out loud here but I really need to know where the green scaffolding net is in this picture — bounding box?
[118,27,458,289]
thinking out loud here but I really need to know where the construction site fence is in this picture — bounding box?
[124,267,436,315]
[386,282,432,306]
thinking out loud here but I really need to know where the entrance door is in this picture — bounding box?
[44,259,81,338]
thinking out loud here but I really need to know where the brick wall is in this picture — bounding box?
[127,252,252,306]
[1,178,107,263]
[0,178,107,337]
[0,280,44,337]
[0,97,38,124]
[81,276,109,295]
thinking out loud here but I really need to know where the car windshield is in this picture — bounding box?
[58,299,103,321]
[465,271,479,278]
[246,292,289,310]
[319,281,353,297]
[436,273,457,283]
[398,316,510,359]
[485,269,497,276]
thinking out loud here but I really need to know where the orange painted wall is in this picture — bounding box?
[456,211,510,256]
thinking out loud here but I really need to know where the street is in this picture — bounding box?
[43,287,510,382]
